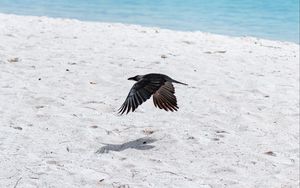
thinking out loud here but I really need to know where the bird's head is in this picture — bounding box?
[128,75,143,81]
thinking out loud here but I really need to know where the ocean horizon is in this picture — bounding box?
[0,0,299,43]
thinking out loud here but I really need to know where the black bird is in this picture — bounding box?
[118,73,187,114]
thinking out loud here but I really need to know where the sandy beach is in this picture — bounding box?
[0,13,299,188]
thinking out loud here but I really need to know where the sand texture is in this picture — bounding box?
[0,14,299,188]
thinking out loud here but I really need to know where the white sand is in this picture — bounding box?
[0,13,299,188]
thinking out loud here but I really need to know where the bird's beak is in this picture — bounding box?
[128,77,134,80]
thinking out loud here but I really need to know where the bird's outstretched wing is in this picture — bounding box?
[153,81,178,111]
[118,79,163,114]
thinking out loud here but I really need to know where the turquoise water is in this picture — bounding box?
[0,0,299,43]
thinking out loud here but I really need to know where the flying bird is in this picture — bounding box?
[118,73,187,114]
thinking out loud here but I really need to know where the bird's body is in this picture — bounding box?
[118,73,187,114]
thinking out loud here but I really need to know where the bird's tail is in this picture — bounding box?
[172,79,188,85]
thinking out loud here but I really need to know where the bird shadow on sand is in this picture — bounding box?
[96,137,157,154]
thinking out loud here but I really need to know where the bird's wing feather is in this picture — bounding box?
[153,81,178,112]
[118,79,163,114]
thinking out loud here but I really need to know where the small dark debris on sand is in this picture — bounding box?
[264,151,276,156]
[215,130,228,134]
[143,129,155,135]
[90,125,98,128]
[182,40,195,45]
[204,50,226,54]
[12,126,23,130]
[8,57,20,63]
[161,54,167,59]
